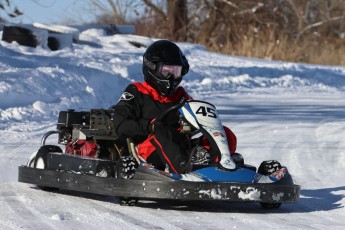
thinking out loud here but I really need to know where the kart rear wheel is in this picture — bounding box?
[258,160,283,209]
[33,145,62,191]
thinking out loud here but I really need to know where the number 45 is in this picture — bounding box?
[195,106,217,118]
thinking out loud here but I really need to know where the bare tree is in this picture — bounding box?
[89,0,144,24]
[140,0,188,41]
[89,0,188,41]
[89,0,345,64]
[167,0,188,40]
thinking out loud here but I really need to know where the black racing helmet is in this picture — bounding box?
[142,40,189,97]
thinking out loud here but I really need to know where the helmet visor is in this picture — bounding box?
[159,64,182,79]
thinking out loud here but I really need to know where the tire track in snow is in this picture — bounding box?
[23,187,168,230]
[0,144,34,183]
[83,198,166,230]
[1,184,58,230]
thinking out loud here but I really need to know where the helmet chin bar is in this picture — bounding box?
[147,70,181,97]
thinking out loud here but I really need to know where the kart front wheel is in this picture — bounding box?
[260,202,282,209]
[117,197,138,206]
[258,160,283,209]
[258,160,282,175]
[116,156,139,206]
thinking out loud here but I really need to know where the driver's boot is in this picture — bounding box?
[190,146,211,165]
[232,152,244,166]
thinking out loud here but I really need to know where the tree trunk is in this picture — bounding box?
[167,0,188,41]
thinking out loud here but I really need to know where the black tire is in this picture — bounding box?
[258,160,282,176]
[117,197,138,206]
[2,26,37,47]
[260,202,282,209]
[117,156,138,179]
[34,145,62,169]
[116,156,139,206]
[48,36,59,51]
[258,160,283,209]
[33,145,62,191]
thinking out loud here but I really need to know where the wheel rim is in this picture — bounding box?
[35,157,45,169]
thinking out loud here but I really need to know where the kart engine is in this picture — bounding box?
[55,109,124,159]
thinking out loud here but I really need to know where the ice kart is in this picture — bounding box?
[18,100,300,208]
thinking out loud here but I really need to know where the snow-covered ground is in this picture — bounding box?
[1,27,345,229]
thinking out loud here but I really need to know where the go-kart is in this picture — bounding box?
[18,100,300,208]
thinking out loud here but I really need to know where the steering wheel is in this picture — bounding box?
[155,101,201,137]
[156,102,186,123]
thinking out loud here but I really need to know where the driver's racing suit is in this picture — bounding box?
[112,81,236,173]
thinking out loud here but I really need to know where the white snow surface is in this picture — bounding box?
[1,27,345,229]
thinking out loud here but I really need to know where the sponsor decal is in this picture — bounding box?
[270,167,287,180]
[213,132,224,137]
[119,92,134,101]
[254,167,288,183]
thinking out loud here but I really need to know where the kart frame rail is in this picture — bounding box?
[18,165,300,203]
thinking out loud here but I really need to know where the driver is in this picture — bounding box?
[111,40,237,174]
